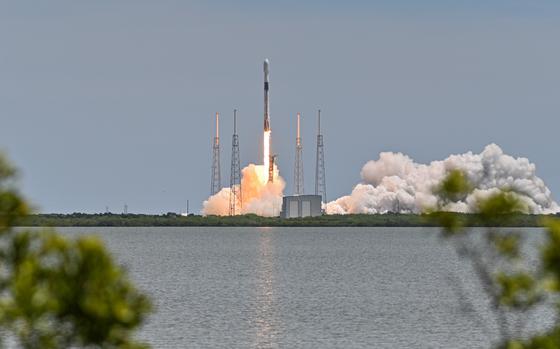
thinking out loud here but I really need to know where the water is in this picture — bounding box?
[52,227,552,348]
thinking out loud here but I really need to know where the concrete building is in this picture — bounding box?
[281,195,322,218]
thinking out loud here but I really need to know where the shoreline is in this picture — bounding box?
[16,213,556,228]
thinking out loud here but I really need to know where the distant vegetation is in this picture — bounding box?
[17,212,556,227]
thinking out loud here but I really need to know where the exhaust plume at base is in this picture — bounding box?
[326,144,559,215]
[203,163,285,216]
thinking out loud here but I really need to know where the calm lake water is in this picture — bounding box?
[55,227,552,349]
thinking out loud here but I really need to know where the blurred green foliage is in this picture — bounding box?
[0,153,151,348]
[435,169,472,203]
[432,169,560,348]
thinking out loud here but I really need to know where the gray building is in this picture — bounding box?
[281,195,322,218]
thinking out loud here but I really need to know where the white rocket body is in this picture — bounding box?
[264,59,270,131]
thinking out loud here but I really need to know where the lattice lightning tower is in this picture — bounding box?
[229,109,242,215]
[294,112,304,195]
[210,112,221,195]
[315,110,326,203]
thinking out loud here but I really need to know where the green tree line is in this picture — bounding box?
[18,212,554,227]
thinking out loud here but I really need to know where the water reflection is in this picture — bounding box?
[254,229,280,348]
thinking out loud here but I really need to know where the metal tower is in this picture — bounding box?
[315,110,326,203]
[229,109,242,216]
[294,112,304,195]
[268,155,277,183]
[211,112,221,195]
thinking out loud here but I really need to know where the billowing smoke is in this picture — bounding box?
[202,163,285,216]
[326,144,559,215]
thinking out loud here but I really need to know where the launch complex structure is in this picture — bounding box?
[209,59,327,216]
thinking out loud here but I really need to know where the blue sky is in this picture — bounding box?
[1,1,559,213]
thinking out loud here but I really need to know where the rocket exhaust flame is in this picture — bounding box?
[263,131,271,182]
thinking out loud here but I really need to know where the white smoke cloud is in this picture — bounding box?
[202,163,285,216]
[326,144,559,215]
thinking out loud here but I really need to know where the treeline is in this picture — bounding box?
[17,212,555,227]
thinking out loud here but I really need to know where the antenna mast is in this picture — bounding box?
[268,154,276,183]
[211,112,221,195]
[315,109,326,203]
[229,109,242,215]
[294,112,304,195]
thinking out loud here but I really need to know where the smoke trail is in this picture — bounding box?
[202,163,285,216]
[326,144,559,214]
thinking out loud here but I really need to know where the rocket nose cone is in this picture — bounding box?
[264,59,269,73]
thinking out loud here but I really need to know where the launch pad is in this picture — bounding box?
[205,59,326,217]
